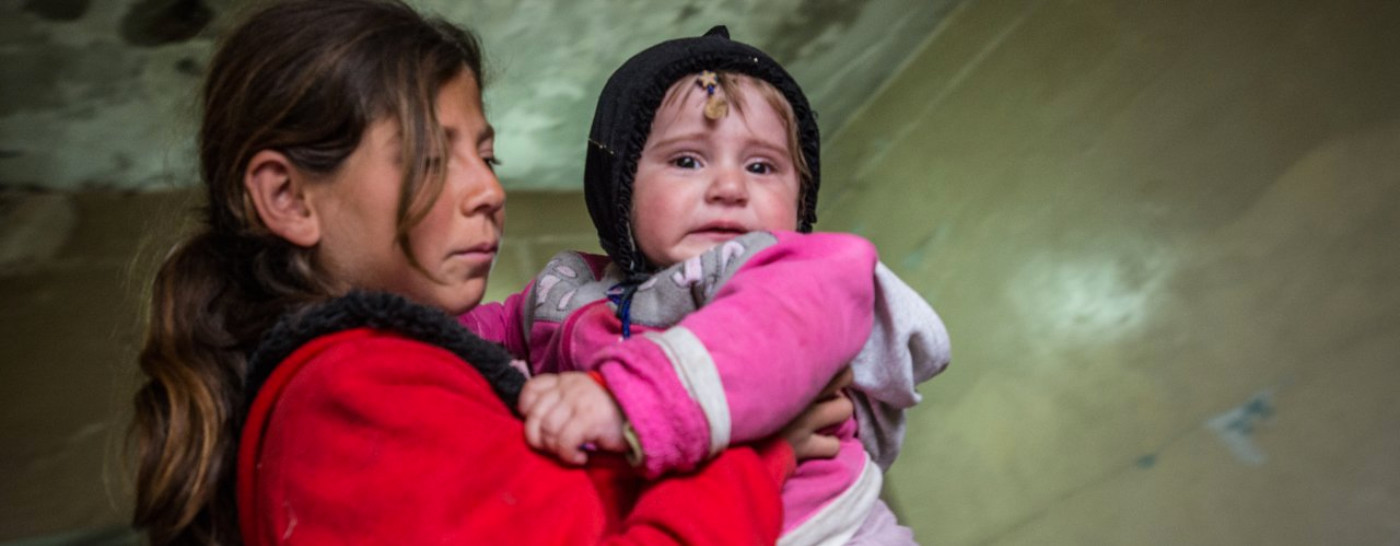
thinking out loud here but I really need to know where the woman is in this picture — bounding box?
[129,1,851,545]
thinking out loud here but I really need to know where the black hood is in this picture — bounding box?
[583,25,821,275]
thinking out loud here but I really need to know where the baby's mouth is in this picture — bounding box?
[691,221,748,237]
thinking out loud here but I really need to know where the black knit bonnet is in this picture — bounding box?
[583,25,821,276]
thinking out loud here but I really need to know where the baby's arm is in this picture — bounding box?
[517,364,856,468]
[594,231,878,477]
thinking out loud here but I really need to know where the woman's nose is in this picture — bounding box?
[458,160,505,216]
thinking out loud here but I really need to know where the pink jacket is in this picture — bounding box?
[464,231,947,542]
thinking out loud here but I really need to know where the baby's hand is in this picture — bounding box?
[518,372,628,465]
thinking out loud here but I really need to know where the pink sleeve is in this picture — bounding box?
[595,232,877,477]
[458,281,533,360]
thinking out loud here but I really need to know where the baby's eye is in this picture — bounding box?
[746,161,776,175]
[670,155,700,169]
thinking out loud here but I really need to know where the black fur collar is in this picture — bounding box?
[245,291,524,413]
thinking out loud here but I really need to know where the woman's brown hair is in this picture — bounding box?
[130,1,484,544]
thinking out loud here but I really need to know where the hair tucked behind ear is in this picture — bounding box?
[130,1,484,544]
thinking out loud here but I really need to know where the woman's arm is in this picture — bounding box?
[243,331,788,545]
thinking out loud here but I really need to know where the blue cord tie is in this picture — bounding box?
[607,281,641,339]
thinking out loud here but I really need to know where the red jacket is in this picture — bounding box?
[238,327,794,545]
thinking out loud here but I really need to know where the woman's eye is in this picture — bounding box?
[484,156,502,172]
[670,155,700,169]
[746,161,775,175]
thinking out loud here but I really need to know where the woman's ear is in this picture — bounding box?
[245,150,321,247]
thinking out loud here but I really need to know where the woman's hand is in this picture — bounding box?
[779,367,854,461]
[519,372,629,465]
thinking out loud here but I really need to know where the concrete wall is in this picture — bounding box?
[0,190,189,542]
[817,0,1400,543]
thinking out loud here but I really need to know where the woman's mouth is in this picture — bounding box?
[451,242,498,264]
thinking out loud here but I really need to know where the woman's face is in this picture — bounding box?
[309,69,505,315]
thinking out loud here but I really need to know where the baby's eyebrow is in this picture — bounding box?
[746,138,790,158]
[646,131,708,150]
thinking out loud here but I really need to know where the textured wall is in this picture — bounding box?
[0,0,958,191]
[817,0,1400,543]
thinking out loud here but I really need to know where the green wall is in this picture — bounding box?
[817,0,1400,543]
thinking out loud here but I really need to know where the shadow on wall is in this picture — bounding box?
[0,189,199,543]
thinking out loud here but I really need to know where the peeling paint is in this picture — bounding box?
[174,57,201,76]
[0,0,961,191]
[120,0,214,47]
[765,0,873,66]
[1206,390,1275,465]
[1136,454,1157,469]
[0,191,77,275]
[676,4,701,23]
[23,0,92,22]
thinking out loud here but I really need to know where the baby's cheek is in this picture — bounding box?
[754,197,800,232]
[758,219,799,232]
[755,213,799,233]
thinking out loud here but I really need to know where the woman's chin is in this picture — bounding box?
[439,288,486,316]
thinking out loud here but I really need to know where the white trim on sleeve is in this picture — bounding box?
[642,327,731,457]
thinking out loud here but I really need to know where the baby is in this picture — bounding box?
[464,26,950,545]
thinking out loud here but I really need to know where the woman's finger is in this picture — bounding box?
[779,383,854,461]
[805,392,854,431]
[818,367,854,399]
[793,434,841,461]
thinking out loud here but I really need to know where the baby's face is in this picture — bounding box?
[630,75,800,268]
